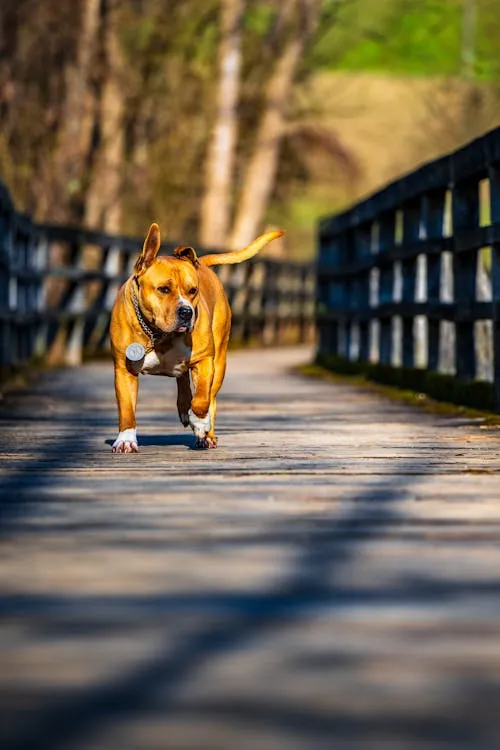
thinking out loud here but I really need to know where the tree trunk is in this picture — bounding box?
[84,0,125,233]
[228,37,302,248]
[56,0,101,224]
[228,0,319,249]
[199,0,243,249]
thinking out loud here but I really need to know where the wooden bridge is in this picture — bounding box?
[1,129,500,749]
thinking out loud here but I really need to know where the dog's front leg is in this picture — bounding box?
[188,358,214,448]
[112,365,139,453]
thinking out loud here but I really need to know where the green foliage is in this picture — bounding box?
[243,3,277,36]
[316,352,496,411]
[475,0,500,80]
[120,15,157,57]
[313,0,500,81]
[342,3,461,76]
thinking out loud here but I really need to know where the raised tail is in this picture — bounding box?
[200,230,285,267]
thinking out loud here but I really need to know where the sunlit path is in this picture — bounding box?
[1,346,500,749]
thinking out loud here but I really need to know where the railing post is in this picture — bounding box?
[23,219,37,363]
[260,261,275,346]
[297,266,307,343]
[490,164,500,411]
[401,199,421,368]
[33,233,49,359]
[423,190,446,371]
[377,211,396,365]
[452,177,479,381]
[0,204,14,372]
[317,227,344,359]
[341,229,355,359]
[355,223,371,362]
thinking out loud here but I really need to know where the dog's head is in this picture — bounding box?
[133,223,200,334]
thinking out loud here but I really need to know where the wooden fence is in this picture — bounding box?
[317,126,500,412]
[0,179,315,377]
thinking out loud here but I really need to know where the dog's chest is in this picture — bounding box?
[141,338,191,378]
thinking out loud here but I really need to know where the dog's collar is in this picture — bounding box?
[131,281,166,348]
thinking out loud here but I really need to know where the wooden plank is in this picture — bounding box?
[317,128,500,411]
[0,176,314,375]
[490,165,500,411]
[377,212,396,365]
[423,190,446,371]
[401,199,421,368]
[452,179,479,380]
[1,347,500,748]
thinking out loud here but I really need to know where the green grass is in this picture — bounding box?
[297,359,500,425]
[313,0,500,83]
[267,187,348,261]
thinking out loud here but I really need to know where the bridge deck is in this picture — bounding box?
[1,346,500,749]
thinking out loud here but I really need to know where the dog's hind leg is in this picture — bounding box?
[177,372,192,427]
[204,398,218,448]
[203,346,228,449]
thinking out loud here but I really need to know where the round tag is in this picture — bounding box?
[126,343,146,374]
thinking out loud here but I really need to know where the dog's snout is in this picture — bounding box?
[178,305,193,322]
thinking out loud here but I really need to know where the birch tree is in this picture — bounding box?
[200,0,244,248]
[229,0,321,249]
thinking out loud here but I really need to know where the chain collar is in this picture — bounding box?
[131,282,165,348]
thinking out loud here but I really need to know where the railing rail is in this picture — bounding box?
[0,182,315,377]
[317,126,500,412]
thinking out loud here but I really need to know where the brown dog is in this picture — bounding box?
[110,223,284,452]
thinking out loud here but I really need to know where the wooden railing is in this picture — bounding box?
[0,180,315,377]
[317,127,500,412]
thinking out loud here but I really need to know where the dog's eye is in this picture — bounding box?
[189,287,198,296]
[158,286,170,294]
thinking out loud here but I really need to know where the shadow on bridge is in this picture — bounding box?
[1,374,499,749]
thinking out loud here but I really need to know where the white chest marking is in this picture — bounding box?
[141,338,191,378]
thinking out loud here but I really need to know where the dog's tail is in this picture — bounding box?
[200,230,285,267]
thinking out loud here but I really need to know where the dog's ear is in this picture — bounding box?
[173,245,199,267]
[134,223,161,275]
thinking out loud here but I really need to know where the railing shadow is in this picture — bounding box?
[104,434,196,448]
[2,456,499,748]
[1,370,499,748]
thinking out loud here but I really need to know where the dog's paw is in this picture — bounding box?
[195,435,218,450]
[112,428,138,453]
[178,411,190,428]
[188,409,211,439]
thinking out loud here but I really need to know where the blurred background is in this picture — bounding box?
[1,0,499,260]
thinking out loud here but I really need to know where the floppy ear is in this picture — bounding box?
[173,245,199,267]
[134,223,161,275]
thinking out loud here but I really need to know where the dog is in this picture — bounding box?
[110,223,284,452]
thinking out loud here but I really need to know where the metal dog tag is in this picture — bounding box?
[126,342,146,374]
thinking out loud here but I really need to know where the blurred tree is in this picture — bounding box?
[200,0,244,248]
[118,0,219,239]
[312,0,464,76]
[55,0,101,224]
[229,0,322,248]
[0,0,80,217]
[1,0,499,254]
[84,0,126,232]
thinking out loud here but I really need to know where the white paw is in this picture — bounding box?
[195,435,218,450]
[188,409,211,439]
[112,428,138,453]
